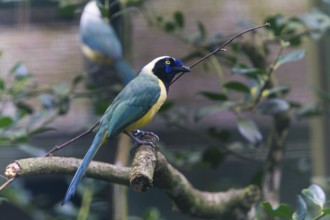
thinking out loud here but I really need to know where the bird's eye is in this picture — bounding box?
[165,60,171,65]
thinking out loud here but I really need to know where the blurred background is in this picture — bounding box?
[0,0,330,219]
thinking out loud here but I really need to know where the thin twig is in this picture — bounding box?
[0,178,15,191]
[44,121,100,157]
[170,23,270,85]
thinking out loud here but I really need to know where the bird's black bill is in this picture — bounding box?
[170,66,191,85]
[173,65,191,74]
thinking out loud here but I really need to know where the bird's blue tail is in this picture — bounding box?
[113,59,136,85]
[62,127,108,205]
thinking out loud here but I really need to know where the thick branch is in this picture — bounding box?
[4,152,259,219]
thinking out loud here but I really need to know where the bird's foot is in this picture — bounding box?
[132,130,159,142]
[125,130,159,154]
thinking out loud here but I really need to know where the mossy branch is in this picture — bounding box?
[4,146,259,219]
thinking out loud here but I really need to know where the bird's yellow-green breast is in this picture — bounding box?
[125,78,167,131]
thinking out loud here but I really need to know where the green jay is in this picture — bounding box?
[62,56,190,204]
[80,0,135,84]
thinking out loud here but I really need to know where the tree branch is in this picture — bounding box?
[4,149,260,219]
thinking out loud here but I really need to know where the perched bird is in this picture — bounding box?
[80,0,135,84]
[62,56,190,204]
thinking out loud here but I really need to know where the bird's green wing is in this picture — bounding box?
[102,75,161,138]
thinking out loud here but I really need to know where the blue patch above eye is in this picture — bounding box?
[174,59,184,66]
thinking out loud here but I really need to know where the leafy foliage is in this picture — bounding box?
[0,61,83,148]
[263,184,330,220]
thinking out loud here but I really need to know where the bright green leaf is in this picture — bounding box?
[322,208,330,215]
[223,81,250,93]
[0,116,14,129]
[262,202,294,219]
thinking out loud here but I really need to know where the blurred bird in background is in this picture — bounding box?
[80,0,135,85]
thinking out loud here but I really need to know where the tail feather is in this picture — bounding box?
[113,59,136,85]
[62,127,108,205]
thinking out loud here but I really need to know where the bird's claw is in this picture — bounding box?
[128,130,159,155]
[133,130,159,142]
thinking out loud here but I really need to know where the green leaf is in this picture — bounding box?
[57,5,76,20]
[10,63,30,80]
[173,11,184,29]
[0,78,5,90]
[207,127,231,142]
[262,202,294,219]
[263,85,290,97]
[231,67,261,75]
[236,117,262,145]
[164,21,176,32]
[202,147,228,168]
[302,184,326,208]
[322,208,330,215]
[197,21,207,41]
[264,14,286,36]
[0,116,14,128]
[223,81,250,93]
[293,195,307,220]
[97,3,108,18]
[199,91,228,101]
[295,103,322,119]
[16,101,34,115]
[143,207,161,220]
[72,74,84,87]
[257,98,290,115]
[39,94,56,110]
[302,10,330,39]
[275,50,305,69]
[194,102,234,122]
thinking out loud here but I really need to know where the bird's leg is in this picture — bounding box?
[124,130,159,154]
